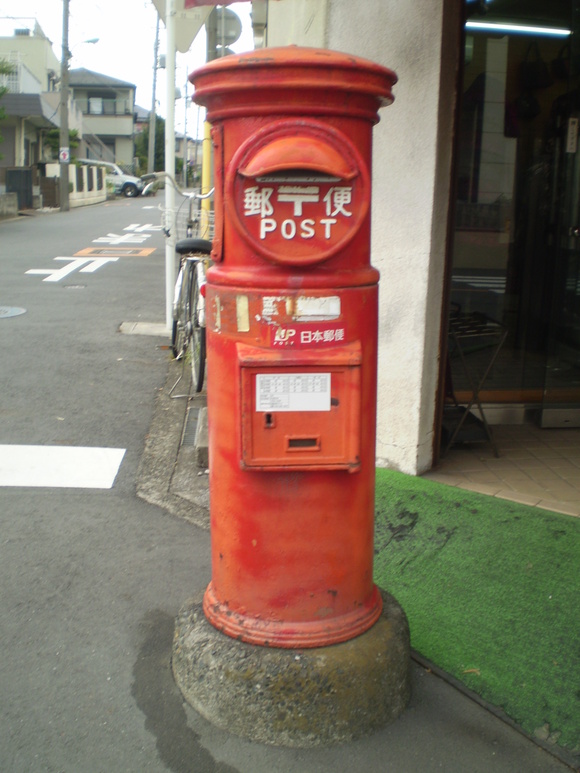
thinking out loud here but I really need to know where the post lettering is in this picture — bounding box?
[320,218,338,239]
[300,219,315,239]
[281,219,297,240]
[260,218,277,239]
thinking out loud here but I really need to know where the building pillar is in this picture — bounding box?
[267,0,462,474]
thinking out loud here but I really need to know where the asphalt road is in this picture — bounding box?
[0,200,573,773]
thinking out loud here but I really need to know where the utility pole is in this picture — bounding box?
[147,13,160,174]
[183,76,188,189]
[164,0,176,329]
[59,0,70,212]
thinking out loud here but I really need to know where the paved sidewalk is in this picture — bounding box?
[137,360,209,530]
[135,360,578,772]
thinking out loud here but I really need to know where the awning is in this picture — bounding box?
[1,93,59,128]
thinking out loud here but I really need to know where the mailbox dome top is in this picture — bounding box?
[191,45,397,123]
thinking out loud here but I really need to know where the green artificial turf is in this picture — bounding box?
[373,468,580,754]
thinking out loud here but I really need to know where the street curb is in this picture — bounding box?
[410,651,580,771]
[136,359,209,530]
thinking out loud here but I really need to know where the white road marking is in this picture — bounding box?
[26,258,90,282]
[124,223,163,232]
[0,446,126,489]
[92,233,151,245]
[79,257,119,273]
[119,321,169,336]
[26,257,119,282]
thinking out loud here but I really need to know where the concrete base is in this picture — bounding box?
[172,588,411,748]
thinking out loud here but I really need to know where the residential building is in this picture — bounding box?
[134,104,150,135]
[68,68,138,168]
[0,22,61,175]
[0,19,82,206]
[175,132,202,185]
[0,20,59,92]
[0,18,139,207]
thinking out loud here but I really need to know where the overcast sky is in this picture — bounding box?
[0,1,253,134]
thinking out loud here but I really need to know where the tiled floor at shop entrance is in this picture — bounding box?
[423,424,580,517]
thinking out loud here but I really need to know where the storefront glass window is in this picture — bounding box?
[450,0,580,425]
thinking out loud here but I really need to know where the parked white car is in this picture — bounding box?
[105,164,144,198]
[77,159,145,198]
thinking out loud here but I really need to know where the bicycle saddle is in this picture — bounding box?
[175,238,212,255]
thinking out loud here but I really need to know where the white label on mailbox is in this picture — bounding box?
[262,296,285,317]
[256,373,331,412]
[236,294,250,332]
[294,296,341,321]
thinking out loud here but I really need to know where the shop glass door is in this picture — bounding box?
[541,0,580,426]
[450,0,580,425]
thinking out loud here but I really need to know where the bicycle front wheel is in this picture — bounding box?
[189,270,206,393]
[171,266,191,360]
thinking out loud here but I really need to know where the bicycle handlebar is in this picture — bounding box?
[142,172,214,200]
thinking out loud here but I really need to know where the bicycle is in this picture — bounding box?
[143,172,214,393]
[172,236,212,393]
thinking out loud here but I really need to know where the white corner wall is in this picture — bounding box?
[264,0,460,474]
[266,0,328,47]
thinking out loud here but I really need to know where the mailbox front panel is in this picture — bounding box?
[240,359,361,470]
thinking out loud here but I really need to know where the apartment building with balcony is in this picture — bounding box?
[0,23,60,170]
[0,21,84,207]
[69,68,138,169]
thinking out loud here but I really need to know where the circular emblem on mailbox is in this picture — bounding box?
[226,121,370,266]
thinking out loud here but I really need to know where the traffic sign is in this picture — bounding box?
[207,7,242,47]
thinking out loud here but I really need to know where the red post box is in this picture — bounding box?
[190,46,397,649]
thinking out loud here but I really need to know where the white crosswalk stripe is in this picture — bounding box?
[0,446,126,489]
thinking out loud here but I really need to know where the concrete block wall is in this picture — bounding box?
[0,192,18,219]
[45,163,108,208]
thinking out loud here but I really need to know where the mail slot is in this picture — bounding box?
[190,46,397,648]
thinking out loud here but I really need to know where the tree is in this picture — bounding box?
[43,128,80,159]
[135,114,165,172]
[0,59,14,160]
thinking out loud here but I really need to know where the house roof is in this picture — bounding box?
[134,104,150,122]
[69,68,136,90]
[1,93,59,128]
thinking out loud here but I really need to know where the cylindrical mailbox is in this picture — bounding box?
[190,47,397,648]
